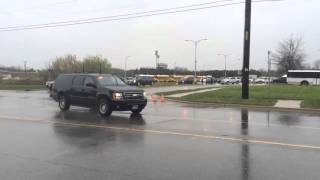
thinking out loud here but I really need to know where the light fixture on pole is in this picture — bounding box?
[267,51,272,84]
[124,56,130,81]
[185,39,208,80]
[217,53,231,78]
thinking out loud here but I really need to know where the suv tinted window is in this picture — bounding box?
[55,74,74,88]
[73,76,85,86]
[84,76,95,86]
[97,75,126,86]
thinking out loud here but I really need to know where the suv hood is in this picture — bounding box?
[102,85,143,92]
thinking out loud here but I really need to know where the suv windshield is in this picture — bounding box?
[97,75,126,86]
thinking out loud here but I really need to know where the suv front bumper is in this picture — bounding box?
[111,99,147,111]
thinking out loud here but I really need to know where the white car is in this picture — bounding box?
[221,77,241,84]
[254,78,266,84]
[45,81,55,90]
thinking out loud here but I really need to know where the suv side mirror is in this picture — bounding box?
[86,83,97,88]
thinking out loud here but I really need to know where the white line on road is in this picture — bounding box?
[1,115,320,150]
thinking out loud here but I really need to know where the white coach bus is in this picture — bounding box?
[287,70,320,86]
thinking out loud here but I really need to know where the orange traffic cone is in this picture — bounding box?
[160,94,166,103]
[151,95,158,102]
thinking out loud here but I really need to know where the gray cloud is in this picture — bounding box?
[0,0,319,70]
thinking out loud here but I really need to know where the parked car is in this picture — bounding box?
[178,76,194,84]
[272,76,287,84]
[51,74,147,117]
[45,80,55,90]
[204,77,216,84]
[221,77,241,84]
[254,78,266,84]
[125,77,135,85]
[131,75,156,86]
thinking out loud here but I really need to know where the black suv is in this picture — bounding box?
[51,74,147,117]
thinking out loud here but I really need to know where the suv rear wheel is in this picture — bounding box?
[58,94,70,111]
[98,98,112,117]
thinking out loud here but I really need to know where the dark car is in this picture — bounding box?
[272,77,287,84]
[131,76,156,86]
[51,74,147,117]
[205,77,216,84]
[178,76,194,84]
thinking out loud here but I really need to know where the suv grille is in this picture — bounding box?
[123,92,144,100]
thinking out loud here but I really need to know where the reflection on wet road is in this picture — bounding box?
[0,90,320,180]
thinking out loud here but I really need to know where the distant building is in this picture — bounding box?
[157,63,168,69]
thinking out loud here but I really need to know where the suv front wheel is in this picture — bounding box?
[98,98,112,117]
[58,94,70,111]
[131,107,143,114]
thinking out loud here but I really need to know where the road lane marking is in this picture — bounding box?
[135,113,320,131]
[1,115,320,150]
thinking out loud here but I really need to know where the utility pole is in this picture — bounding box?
[267,50,271,84]
[99,63,102,74]
[267,50,271,97]
[124,56,130,81]
[155,50,160,69]
[242,0,252,99]
[218,54,231,78]
[24,61,27,73]
[185,39,207,81]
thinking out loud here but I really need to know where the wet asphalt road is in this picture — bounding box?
[0,89,320,180]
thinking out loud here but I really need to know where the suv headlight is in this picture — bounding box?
[112,92,123,101]
[143,92,147,97]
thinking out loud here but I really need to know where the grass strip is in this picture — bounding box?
[174,85,320,109]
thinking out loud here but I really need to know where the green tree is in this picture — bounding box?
[50,54,82,77]
[82,55,111,73]
[273,37,306,74]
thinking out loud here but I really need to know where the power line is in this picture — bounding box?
[0,0,283,32]
[1,0,237,29]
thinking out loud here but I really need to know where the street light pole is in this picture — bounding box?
[267,50,271,84]
[185,39,207,81]
[218,54,231,78]
[194,42,198,78]
[24,61,27,73]
[124,56,130,81]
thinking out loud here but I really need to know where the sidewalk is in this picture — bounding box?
[166,88,220,98]
[274,100,302,109]
[145,84,220,95]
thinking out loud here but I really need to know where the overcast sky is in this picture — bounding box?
[0,0,319,71]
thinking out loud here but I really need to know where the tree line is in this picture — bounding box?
[2,36,319,82]
[272,36,320,73]
[39,54,112,80]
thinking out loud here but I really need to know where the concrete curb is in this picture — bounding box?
[166,97,320,114]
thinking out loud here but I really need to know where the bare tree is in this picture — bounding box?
[273,36,306,73]
[314,60,320,70]
[50,54,81,78]
[82,55,112,73]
